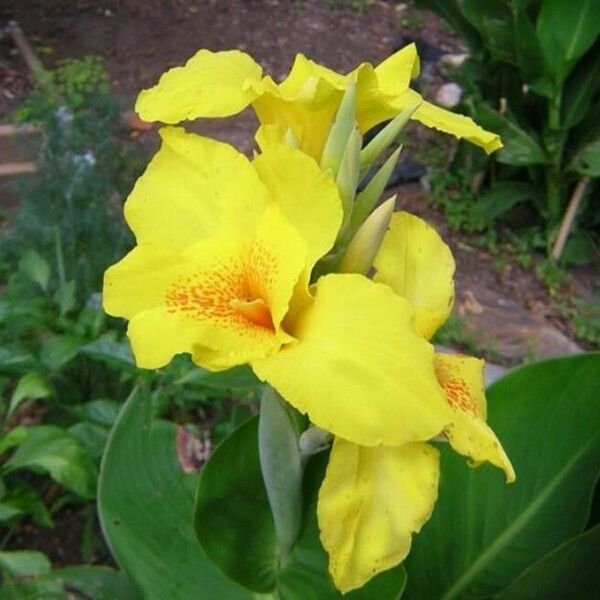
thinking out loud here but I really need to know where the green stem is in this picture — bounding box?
[545,90,565,232]
[258,386,304,563]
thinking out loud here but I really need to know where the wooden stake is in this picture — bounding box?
[551,177,591,261]
[0,162,38,176]
[5,20,45,78]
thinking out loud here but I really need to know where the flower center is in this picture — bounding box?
[229,297,275,331]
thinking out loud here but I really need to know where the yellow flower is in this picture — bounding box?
[135,45,501,161]
[317,212,515,592]
[103,128,452,448]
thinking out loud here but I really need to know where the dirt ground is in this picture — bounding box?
[0,0,592,367]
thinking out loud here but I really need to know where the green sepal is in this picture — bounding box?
[352,146,402,232]
[320,81,357,176]
[359,102,419,170]
[336,126,363,238]
[339,196,396,275]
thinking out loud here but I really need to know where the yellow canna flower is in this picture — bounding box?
[103,127,452,448]
[317,211,514,593]
[135,45,501,162]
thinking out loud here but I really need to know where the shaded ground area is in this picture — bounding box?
[0,0,588,366]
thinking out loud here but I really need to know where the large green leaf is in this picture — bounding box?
[461,0,515,64]
[536,0,600,85]
[496,525,600,599]
[405,353,600,600]
[195,416,407,598]
[562,41,600,129]
[98,388,250,600]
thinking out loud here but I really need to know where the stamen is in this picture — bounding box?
[229,298,275,331]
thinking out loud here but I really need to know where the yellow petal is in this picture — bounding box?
[397,88,502,154]
[435,353,515,482]
[253,84,342,161]
[252,144,342,274]
[135,49,263,124]
[374,43,420,95]
[278,54,349,97]
[103,244,187,319]
[374,211,455,340]
[252,274,451,447]
[318,438,439,593]
[124,127,269,249]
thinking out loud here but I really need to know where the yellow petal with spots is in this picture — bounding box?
[318,438,439,593]
[135,49,263,124]
[125,127,269,249]
[106,204,306,371]
[374,211,455,340]
[435,353,515,482]
[252,274,451,447]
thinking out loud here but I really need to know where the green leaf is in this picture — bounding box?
[473,181,542,226]
[98,388,249,600]
[414,0,482,51]
[461,0,515,64]
[0,550,51,578]
[68,422,110,459]
[0,566,141,600]
[0,485,52,527]
[18,250,50,292]
[3,426,97,499]
[73,399,122,428]
[405,353,600,600]
[195,416,407,597]
[0,346,36,376]
[562,42,600,128]
[176,364,261,389]
[469,101,548,166]
[537,0,600,85]
[0,503,23,522]
[79,333,135,369]
[495,525,600,599]
[53,279,77,316]
[195,417,276,592]
[571,138,600,176]
[40,334,83,371]
[8,372,53,419]
[49,565,141,600]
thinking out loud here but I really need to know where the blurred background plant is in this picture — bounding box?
[1,56,142,300]
[0,56,260,577]
[416,0,600,267]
